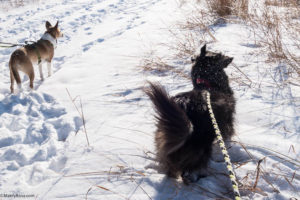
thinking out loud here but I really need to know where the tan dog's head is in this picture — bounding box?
[45,21,63,38]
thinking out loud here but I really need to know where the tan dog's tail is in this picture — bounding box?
[9,57,21,85]
[9,55,22,93]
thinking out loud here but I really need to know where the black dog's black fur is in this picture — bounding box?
[146,45,236,184]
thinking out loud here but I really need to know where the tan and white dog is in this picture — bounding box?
[9,21,63,93]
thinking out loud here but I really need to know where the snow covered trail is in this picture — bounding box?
[0,0,299,199]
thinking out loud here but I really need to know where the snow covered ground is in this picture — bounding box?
[0,0,299,199]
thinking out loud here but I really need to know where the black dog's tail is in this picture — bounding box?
[145,82,191,155]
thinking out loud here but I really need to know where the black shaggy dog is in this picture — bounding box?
[146,44,235,184]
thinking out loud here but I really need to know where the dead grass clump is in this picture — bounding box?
[140,52,190,80]
[234,0,249,19]
[206,0,233,16]
[205,0,249,19]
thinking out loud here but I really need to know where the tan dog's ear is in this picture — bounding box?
[46,21,52,30]
[54,21,59,29]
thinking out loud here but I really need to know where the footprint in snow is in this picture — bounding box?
[82,38,104,51]
[0,91,81,185]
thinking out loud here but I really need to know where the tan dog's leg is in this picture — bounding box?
[47,62,52,77]
[28,64,35,90]
[39,63,44,81]
[10,70,15,93]
[18,83,22,91]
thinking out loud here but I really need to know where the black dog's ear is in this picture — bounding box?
[46,21,52,30]
[224,57,234,68]
[191,56,196,62]
[200,44,206,56]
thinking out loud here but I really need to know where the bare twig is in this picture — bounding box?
[79,96,90,146]
[231,63,253,87]
[253,159,263,189]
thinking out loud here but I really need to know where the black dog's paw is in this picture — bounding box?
[181,171,206,185]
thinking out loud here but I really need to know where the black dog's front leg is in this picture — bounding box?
[181,170,207,185]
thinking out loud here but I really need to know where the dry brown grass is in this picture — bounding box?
[66,88,90,146]
[248,2,300,76]
[140,0,249,79]
[139,3,214,77]
[233,140,300,197]
[265,0,299,7]
[206,0,233,16]
[141,0,300,80]
[140,51,190,80]
[140,0,251,72]
[205,0,249,19]
[0,0,40,11]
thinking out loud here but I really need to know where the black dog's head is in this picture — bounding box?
[191,44,233,92]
